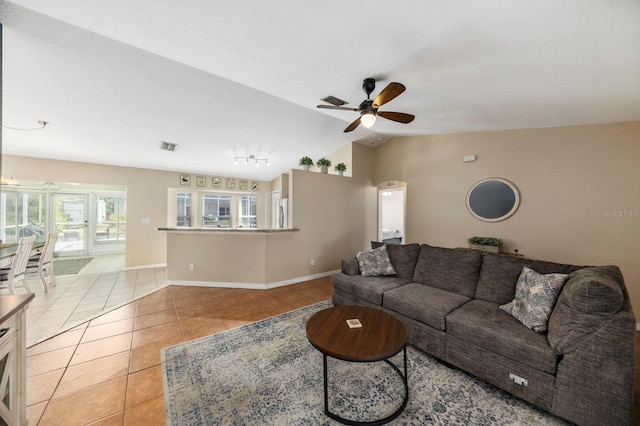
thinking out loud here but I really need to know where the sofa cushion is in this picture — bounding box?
[476,253,581,305]
[548,266,626,354]
[500,267,569,333]
[330,273,409,306]
[356,245,396,277]
[475,254,536,304]
[412,245,482,298]
[447,299,558,374]
[371,242,421,280]
[383,283,470,331]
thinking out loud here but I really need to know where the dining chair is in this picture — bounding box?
[0,235,36,294]
[26,232,59,293]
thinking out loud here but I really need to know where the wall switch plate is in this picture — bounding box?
[141,218,151,224]
[189,263,194,271]
[463,154,477,162]
[310,258,315,266]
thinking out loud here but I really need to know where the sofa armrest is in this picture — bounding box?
[341,257,360,275]
[548,266,627,354]
[547,266,635,425]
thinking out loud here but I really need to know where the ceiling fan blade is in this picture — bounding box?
[317,105,358,111]
[377,111,415,124]
[372,82,406,108]
[343,117,361,132]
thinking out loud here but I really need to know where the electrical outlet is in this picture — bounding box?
[189,263,194,271]
[310,258,315,266]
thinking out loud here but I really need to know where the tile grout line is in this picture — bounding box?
[32,320,91,425]
[27,275,333,424]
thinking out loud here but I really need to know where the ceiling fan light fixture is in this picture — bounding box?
[360,112,376,128]
[318,79,413,133]
[0,172,20,186]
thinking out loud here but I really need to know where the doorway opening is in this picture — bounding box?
[377,181,406,244]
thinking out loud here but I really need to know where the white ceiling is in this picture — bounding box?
[1,1,639,181]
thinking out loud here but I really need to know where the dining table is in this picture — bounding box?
[0,241,45,268]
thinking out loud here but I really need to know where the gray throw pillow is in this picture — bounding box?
[500,266,568,333]
[356,245,396,277]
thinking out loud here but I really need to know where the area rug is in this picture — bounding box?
[53,257,94,275]
[162,301,568,425]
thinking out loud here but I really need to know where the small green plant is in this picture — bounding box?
[334,162,347,172]
[299,156,313,166]
[468,236,503,247]
[316,157,332,167]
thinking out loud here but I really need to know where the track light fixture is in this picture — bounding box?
[234,155,269,167]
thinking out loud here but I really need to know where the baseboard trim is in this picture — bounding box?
[124,263,167,271]
[166,269,339,290]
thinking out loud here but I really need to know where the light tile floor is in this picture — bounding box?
[25,253,166,347]
[24,255,333,425]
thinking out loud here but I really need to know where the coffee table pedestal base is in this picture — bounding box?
[322,346,408,426]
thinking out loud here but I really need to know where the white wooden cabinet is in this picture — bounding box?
[0,295,34,426]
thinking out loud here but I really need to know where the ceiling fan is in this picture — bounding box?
[317,78,415,132]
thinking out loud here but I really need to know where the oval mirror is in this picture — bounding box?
[466,178,520,222]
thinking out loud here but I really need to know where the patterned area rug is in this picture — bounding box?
[162,301,568,425]
[52,257,93,275]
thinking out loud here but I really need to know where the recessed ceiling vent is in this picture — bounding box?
[161,142,177,151]
[320,96,347,106]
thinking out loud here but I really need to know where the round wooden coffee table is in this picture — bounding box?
[306,305,408,425]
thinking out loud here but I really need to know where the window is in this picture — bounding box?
[203,194,231,228]
[172,190,261,228]
[95,195,127,241]
[0,191,46,243]
[177,192,192,227]
[239,196,257,228]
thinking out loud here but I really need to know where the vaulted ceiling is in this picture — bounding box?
[1,1,639,181]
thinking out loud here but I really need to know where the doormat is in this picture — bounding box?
[53,257,94,275]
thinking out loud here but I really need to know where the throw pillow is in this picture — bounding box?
[356,245,396,277]
[500,266,569,333]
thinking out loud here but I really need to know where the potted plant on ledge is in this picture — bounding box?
[468,236,503,253]
[299,156,313,171]
[334,162,347,176]
[316,157,332,174]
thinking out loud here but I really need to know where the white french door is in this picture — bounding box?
[51,193,88,255]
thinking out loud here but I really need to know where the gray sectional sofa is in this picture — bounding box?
[331,242,635,426]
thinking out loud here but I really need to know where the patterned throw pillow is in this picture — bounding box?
[356,245,397,277]
[500,266,568,333]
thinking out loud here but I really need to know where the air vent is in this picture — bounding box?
[386,181,397,188]
[161,142,177,152]
[321,96,348,106]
